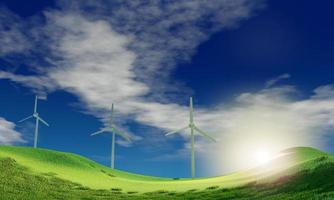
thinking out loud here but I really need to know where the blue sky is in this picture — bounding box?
[1,0,334,178]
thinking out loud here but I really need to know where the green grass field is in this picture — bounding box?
[0,145,334,199]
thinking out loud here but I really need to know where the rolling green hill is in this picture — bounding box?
[0,145,334,199]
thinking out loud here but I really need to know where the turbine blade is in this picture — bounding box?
[34,95,38,113]
[111,104,114,119]
[193,125,216,142]
[18,115,33,123]
[91,129,106,136]
[189,97,193,123]
[165,126,189,136]
[113,128,131,142]
[37,116,49,127]
[109,104,114,126]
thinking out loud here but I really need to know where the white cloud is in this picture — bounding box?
[312,84,334,99]
[0,71,56,95]
[46,13,149,111]
[0,117,25,145]
[0,0,264,125]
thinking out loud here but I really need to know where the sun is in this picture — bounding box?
[254,150,271,165]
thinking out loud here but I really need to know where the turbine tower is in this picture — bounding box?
[165,97,215,178]
[19,95,49,148]
[91,104,131,169]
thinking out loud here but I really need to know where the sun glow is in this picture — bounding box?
[254,150,271,165]
[206,102,320,175]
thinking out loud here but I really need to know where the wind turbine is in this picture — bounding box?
[91,104,131,169]
[165,97,215,178]
[19,95,49,148]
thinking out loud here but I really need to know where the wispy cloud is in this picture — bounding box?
[0,8,32,55]
[0,0,264,130]
[265,73,291,88]
[0,117,25,145]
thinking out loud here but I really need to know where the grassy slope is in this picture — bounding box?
[0,145,334,199]
[0,145,268,192]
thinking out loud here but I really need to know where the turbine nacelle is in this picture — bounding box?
[166,123,215,142]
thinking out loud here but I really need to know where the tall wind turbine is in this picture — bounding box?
[165,97,215,178]
[91,104,131,169]
[19,95,49,148]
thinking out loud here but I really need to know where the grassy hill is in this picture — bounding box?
[0,145,334,199]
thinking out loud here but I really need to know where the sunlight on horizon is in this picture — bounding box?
[205,105,322,176]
